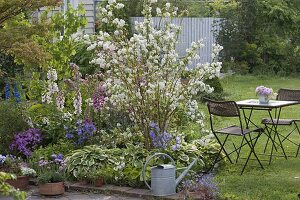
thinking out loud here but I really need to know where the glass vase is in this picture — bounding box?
[258,95,269,104]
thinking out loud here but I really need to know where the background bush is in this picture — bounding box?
[0,102,28,154]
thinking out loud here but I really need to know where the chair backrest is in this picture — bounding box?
[206,99,240,117]
[277,88,300,101]
[206,99,244,134]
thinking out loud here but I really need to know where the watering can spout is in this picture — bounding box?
[175,158,198,186]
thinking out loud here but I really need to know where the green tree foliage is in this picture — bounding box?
[96,0,210,18]
[0,0,60,67]
[26,4,87,100]
[210,0,300,75]
[37,4,87,76]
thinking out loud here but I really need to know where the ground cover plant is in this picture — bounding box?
[207,75,300,200]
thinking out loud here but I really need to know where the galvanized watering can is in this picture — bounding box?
[142,153,198,197]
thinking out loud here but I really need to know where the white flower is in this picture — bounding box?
[85,98,93,107]
[21,167,36,177]
[108,0,116,4]
[102,18,108,23]
[116,3,124,9]
[73,91,82,115]
[156,8,161,15]
[42,117,50,125]
[107,11,113,17]
[158,81,166,89]
[83,34,90,40]
[63,112,73,120]
[26,117,34,128]
[87,43,97,51]
[114,30,120,36]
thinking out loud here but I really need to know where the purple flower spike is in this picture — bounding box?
[93,83,106,111]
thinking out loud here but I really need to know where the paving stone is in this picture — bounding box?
[0,196,12,200]
[124,188,152,198]
[1,184,192,200]
[110,186,132,192]
[164,193,185,200]
[64,193,91,200]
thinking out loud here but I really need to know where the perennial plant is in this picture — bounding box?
[10,128,42,157]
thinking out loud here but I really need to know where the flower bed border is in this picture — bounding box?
[29,179,203,199]
[67,182,202,200]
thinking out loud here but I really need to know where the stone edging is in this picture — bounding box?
[67,183,188,200]
[29,179,203,200]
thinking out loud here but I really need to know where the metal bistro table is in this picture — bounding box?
[236,99,299,164]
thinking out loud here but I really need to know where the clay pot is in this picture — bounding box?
[6,176,29,190]
[94,177,105,187]
[39,182,65,196]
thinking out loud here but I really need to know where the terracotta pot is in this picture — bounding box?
[39,182,65,196]
[94,177,105,187]
[6,176,29,190]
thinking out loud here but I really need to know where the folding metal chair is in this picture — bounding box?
[262,88,300,157]
[206,99,264,174]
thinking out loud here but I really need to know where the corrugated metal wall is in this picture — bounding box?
[130,17,220,66]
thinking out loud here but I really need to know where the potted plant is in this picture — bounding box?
[87,169,105,187]
[36,153,65,196]
[0,154,36,190]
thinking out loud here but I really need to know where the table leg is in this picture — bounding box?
[267,108,288,161]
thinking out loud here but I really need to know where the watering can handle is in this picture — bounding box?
[142,153,175,190]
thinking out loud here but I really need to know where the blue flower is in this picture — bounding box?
[149,122,173,149]
[14,83,21,103]
[5,82,10,100]
[65,133,74,139]
[172,136,181,151]
[65,120,96,146]
[51,154,57,159]
[0,154,6,164]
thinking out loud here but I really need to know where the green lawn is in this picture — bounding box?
[202,75,300,200]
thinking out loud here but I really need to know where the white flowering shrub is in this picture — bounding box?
[89,0,223,149]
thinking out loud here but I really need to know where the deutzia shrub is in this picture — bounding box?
[89,0,222,149]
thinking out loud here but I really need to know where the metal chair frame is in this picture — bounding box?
[206,99,264,175]
[262,88,300,158]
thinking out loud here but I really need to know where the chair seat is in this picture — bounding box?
[261,118,295,125]
[217,125,263,135]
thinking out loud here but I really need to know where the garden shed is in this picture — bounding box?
[35,0,96,34]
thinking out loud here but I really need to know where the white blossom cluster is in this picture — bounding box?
[186,100,205,127]
[89,0,223,144]
[73,91,82,115]
[42,68,60,104]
